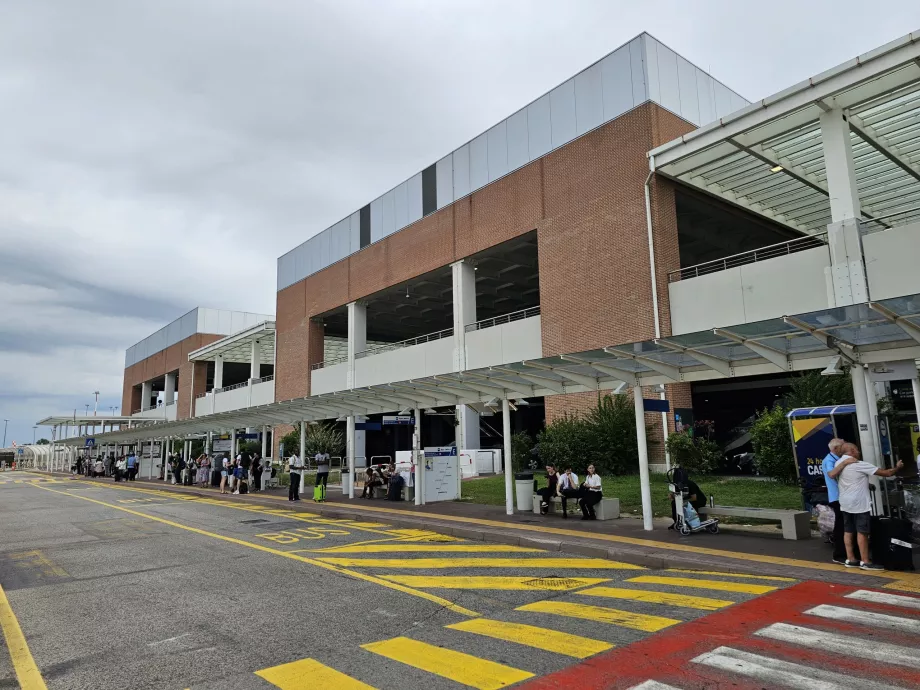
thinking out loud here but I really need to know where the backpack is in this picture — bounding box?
[387,474,405,501]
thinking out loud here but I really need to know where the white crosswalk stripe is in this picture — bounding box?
[805,604,920,635]
[692,646,904,690]
[627,681,683,690]
[846,589,920,611]
[754,622,920,669]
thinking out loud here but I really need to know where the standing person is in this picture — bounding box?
[536,465,559,515]
[94,457,104,478]
[829,443,903,570]
[288,451,304,502]
[197,454,210,488]
[251,454,263,492]
[220,455,230,494]
[579,465,603,520]
[173,454,184,486]
[821,438,848,565]
[557,467,580,519]
[126,452,137,481]
[115,456,127,482]
[314,450,330,489]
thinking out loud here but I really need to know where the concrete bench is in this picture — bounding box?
[532,494,620,520]
[697,505,811,540]
[369,484,415,502]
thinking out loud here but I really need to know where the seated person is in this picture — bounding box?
[669,475,706,528]
[361,467,383,498]
[557,467,581,518]
[536,465,559,515]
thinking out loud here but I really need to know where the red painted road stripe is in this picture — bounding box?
[516,581,920,690]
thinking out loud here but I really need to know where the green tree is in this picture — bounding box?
[303,423,345,457]
[665,432,721,474]
[786,370,854,407]
[36,438,50,445]
[750,405,796,482]
[510,432,536,473]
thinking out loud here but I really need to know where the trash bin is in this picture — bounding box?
[515,471,534,512]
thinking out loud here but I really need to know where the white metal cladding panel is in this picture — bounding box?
[407,173,423,223]
[506,109,529,171]
[147,327,165,355]
[125,345,135,368]
[465,316,543,369]
[250,379,275,406]
[167,318,181,346]
[864,222,920,300]
[349,211,361,252]
[423,337,454,377]
[652,39,682,116]
[643,35,660,104]
[739,248,831,323]
[629,37,647,106]
[676,54,701,125]
[310,361,349,395]
[453,144,471,199]
[669,269,746,335]
[527,93,552,159]
[293,244,310,286]
[469,132,489,192]
[575,62,604,135]
[601,45,635,120]
[713,80,734,119]
[200,308,220,335]
[331,218,351,263]
[229,311,247,333]
[370,196,384,242]
[180,309,198,340]
[217,310,233,334]
[394,180,409,229]
[277,252,294,291]
[436,154,454,208]
[214,385,250,414]
[696,69,716,127]
[550,79,577,149]
[487,120,508,182]
[381,189,396,239]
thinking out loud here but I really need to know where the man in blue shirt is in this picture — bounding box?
[126,453,138,481]
[821,438,846,564]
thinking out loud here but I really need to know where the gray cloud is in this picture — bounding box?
[2,0,917,444]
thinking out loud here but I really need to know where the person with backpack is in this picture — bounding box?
[361,466,382,499]
[232,462,245,495]
[173,455,184,486]
[186,456,197,486]
[288,452,303,501]
[314,450,330,489]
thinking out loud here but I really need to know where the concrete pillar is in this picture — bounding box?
[850,365,878,467]
[299,421,306,494]
[164,372,177,405]
[261,426,267,459]
[214,356,224,390]
[912,377,920,430]
[148,439,155,478]
[502,399,513,516]
[141,381,153,412]
[250,339,261,381]
[414,408,423,506]
[230,429,237,460]
[347,302,367,461]
[820,109,861,223]
[452,260,480,449]
[634,388,654,531]
[346,416,356,499]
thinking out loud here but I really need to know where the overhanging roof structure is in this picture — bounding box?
[46,294,920,446]
[650,31,920,234]
[187,320,276,363]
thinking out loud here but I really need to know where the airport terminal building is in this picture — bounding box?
[30,31,920,519]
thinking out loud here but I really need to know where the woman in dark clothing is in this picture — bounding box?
[251,455,263,492]
[536,465,560,515]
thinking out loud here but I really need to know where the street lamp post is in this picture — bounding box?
[93,391,100,416]
[84,404,90,416]
[32,426,37,444]
[2,420,8,448]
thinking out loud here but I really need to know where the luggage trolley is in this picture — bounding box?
[667,467,719,536]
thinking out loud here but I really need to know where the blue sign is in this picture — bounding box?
[85,438,96,448]
[238,433,259,440]
[424,447,457,458]
[17,448,23,456]
[643,399,670,413]
[382,416,415,426]
[356,422,382,431]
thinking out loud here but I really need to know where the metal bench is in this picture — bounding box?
[531,495,620,520]
[697,505,811,540]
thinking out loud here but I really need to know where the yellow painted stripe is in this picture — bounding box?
[627,575,777,595]
[381,575,611,590]
[255,657,375,689]
[313,544,541,554]
[447,618,612,658]
[577,586,733,611]
[33,485,479,618]
[666,568,795,582]
[0,583,48,690]
[517,601,680,632]
[362,637,533,690]
[316,557,643,569]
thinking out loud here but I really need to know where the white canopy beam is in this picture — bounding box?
[654,339,734,377]
[603,347,682,382]
[713,327,791,371]
[491,367,567,394]
[522,360,600,389]
[868,302,920,345]
[848,112,920,186]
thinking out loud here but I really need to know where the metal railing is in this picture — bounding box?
[164,400,176,407]
[465,305,541,332]
[312,356,347,371]
[356,327,454,359]
[216,381,250,393]
[195,392,208,399]
[667,232,828,282]
[255,374,274,384]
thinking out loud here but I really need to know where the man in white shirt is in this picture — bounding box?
[557,467,580,519]
[314,451,331,488]
[828,442,902,571]
[288,453,304,501]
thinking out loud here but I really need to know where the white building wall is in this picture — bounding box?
[864,222,920,301]
[465,316,543,370]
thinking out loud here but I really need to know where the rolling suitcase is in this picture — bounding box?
[870,480,916,571]
[313,483,325,503]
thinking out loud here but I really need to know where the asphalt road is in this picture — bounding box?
[1,471,918,690]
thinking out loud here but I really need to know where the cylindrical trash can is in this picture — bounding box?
[515,471,534,512]
[341,469,352,495]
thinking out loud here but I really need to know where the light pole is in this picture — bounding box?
[2,420,8,448]
[93,391,100,416]
[32,426,37,444]
[84,404,90,416]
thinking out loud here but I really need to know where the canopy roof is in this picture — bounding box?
[650,31,920,234]
[187,320,275,363]
[46,294,920,446]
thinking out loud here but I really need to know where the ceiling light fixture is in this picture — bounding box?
[770,165,784,173]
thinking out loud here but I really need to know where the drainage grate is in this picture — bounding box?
[522,577,584,590]
[239,519,269,524]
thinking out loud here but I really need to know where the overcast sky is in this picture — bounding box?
[1,0,917,445]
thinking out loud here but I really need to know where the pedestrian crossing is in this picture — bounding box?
[251,567,789,689]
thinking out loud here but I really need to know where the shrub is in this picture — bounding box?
[750,405,796,482]
[665,431,720,475]
[786,370,854,408]
[510,432,536,473]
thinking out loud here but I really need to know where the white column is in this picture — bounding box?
[864,368,882,463]
[164,372,177,405]
[452,260,480,449]
[346,415,356,499]
[634,387,654,531]
[250,339,261,381]
[260,427,267,459]
[502,398,513,516]
[414,408,424,505]
[850,365,878,467]
[912,377,920,430]
[161,438,168,480]
[347,301,367,388]
[148,439,155,478]
[299,421,306,494]
[820,109,861,222]
[141,381,153,412]
[213,356,224,390]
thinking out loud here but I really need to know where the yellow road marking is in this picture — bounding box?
[316,557,644,569]
[665,568,796,582]
[362,637,533,690]
[312,544,541,554]
[577,586,733,611]
[627,575,777,595]
[9,550,69,579]
[33,484,479,618]
[380,575,611,590]
[0,583,48,690]
[447,618,613,658]
[517,601,680,632]
[255,657,375,689]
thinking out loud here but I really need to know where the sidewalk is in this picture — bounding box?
[37,470,920,591]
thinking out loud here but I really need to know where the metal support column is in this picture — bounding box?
[502,398,513,516]
[634,388,654,531]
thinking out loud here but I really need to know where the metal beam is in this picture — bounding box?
[433,376,505,399]
[848,112,920,186]
[560,355,635,383]
[868,301,920,345]
[522,360,600,389]
[603,347,682,382]
[467,372,536,399]
[713,327,791,371]
[654,338,734,377]
[782,315,858,362]
[491,367,567,394]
